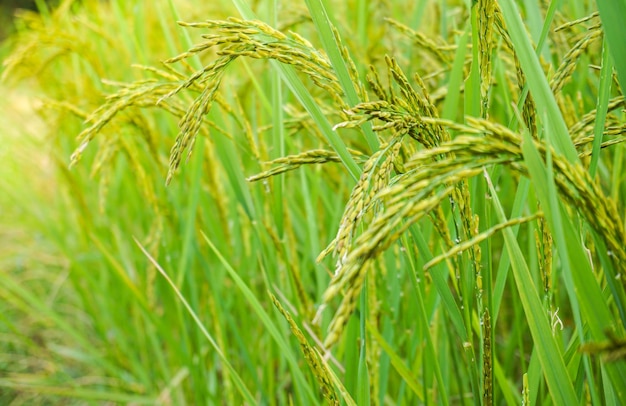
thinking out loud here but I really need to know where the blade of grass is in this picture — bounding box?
[175,135,204,287]
[357,284,371,406]
[200,231,319,404]
[590,37,613,177]
[595,0,626,92]
[408,226,467,341]
[300,170,323,289]
[367,322,424,401]
[442,23,470,121]
[0,273,122,378]
[270,0,286,237]
[0,381,156,404]
[521,127,626,402]
[89,234,151,313]
[508,0,559,130]
[498,0,578,163]
[483,168,579,405]
[134,238,257,404]
[402,234,449,405]
[210,109,257,219]
[303,0,379,152]
[492,177,529,320]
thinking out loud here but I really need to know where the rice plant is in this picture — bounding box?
[1,0,625,404]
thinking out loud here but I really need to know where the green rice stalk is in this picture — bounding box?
[522,373,530,406]
[365,265,381,406]
[482,309,493,406]
[269,293,340,405]
[264,221,315,321]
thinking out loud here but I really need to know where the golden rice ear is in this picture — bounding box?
[247,149,345,182]
[63,17,352,186]
[477,0,497,118]
[0,0,622,403]
[318,106,626,347]
[550,26,603,95]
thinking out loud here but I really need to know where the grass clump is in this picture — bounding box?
[1,0,626,404]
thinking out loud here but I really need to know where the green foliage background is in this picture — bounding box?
[1,0,625,404]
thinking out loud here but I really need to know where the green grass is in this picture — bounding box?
[1,0,626,404]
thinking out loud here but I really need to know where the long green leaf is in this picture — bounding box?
[590,37,614,177]
[135,238,257,404]
[595,0,626,92]
[303,0,379,152]
[483,169,579,405]
[367,322,424,401]
[200,231,319,404]
[497,0,578,163]
[521,129,626,402]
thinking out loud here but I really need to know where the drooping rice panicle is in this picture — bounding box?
[5,1,626,403]
[550,25,603,95]
[554,12,600,33]
[424,213,542,270]
[248,149,347,183]
[385,18,453,67]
